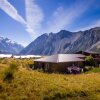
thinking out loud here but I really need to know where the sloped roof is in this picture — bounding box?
[76,50,100,54]
[34,54,85,63]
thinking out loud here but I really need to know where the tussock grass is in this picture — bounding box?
[2,61,19,82]
[0,58,99,100]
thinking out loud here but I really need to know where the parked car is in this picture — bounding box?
[67,66,81,74]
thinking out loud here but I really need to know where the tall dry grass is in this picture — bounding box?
[0,58,99,100]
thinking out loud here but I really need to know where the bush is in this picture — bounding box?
[3,61,19,82]
[21,59,34,69]
[1,58,8,64]
[9,61,19,71]
[85,55,95,67]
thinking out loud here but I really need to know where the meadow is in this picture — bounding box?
[0,58,100,100]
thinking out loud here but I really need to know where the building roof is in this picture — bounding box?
[34,54,85,63]
[76,51,100,55]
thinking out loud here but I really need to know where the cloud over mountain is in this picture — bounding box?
[0,0,99,40]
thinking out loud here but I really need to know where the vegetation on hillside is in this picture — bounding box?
[0,58,99,100]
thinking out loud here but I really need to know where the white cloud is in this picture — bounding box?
[0,0,26,25]
[25,0,44,38]
[0,0,44,39]
[44,0,94,33]
[0,0,97,39]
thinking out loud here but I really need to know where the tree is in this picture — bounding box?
[85,55,95,67]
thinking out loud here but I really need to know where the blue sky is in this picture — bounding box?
[0,0,100,46]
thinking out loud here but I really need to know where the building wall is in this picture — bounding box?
[34,61,84,73]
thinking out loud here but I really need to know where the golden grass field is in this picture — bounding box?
[0,58,100,100]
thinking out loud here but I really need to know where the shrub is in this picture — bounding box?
[21,59,34,69]
[1,58,8,64]
[3,61,19,82]
[85,55,95,67]
[9,61,19,71]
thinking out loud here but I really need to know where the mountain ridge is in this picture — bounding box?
[0,36,24,54]
[20,27,100,55]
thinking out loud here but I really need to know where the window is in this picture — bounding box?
[45,63,49,71]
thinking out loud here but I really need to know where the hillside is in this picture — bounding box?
[20,27,100,55]
[66,27,100,53]
[0,36,24,54]
[0,59,100,100]
[89,41,100,53]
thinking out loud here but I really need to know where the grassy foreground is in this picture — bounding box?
[0,59,100,100]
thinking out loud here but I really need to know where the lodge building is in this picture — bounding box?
[34,54,85,73]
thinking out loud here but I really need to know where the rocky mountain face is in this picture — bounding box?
[20,27,100,55]
[89,41,100,53]
[66,27,100,53]
[0,37,24,54]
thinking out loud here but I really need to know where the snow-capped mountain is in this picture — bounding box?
[0,37,24,54]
